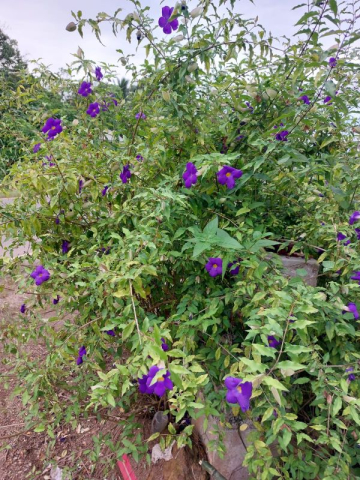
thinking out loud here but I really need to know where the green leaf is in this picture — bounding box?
[282,429,292,449]
[284,345,312,355]
[122,321,135,340]
[169,364,190,375]
[332,397,342,417]
[262,406,275,423]
[215,229,242,250]
[193,242,211,257]
[113,287,129,298]
[153,324,161,345]
[107,393,116,407]
[147,432,160,442]
[290,320,315,330]
[293,377,310,385]
[350,406,360,426]
[241,358,267,373]
[277,361,305,371]
[142,265,157,276]
[295,11,317,25]
[263,376,289,392]
[167,349,186,358]
[203,217,218,236]
[329,0,338,16]
[325,321,335,341]
[34,424,46,433]
[252,344,276,357]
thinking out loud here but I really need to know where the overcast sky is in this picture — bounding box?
[1,0,304,76]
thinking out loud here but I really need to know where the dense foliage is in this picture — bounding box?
[1,0,360,478]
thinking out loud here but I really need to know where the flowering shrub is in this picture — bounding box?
[1,0,360,478]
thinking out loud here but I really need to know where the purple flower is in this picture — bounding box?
[77,346,87,365]
[224,377,252,412]
[140,366,173,397]
[299,95,310,105]
[55,216,60,225]
[268,336,281,348]
[158,6,179,34]
[102,185,109,196]
[161,338,170,352]
[44,155,55,167]
[136,154,144,161]
[350,271,360,284]
[120,164,131,184]
[42,118,62,140]
[30,265,50,286]
[33,143,41,153]
[275,130,289,141]
[52,295,60,305]
[347,303,359,320]
[106,330,116,336]
[95,67,103,81]
[138,374,149,394]
[245,101,254,113]
[78,81,92,97]
[349,211,360,225]
[217,166,243,189]
[205,257,223,277]
[324,95,333,104]
[236,135,245,142]
[87,102,100,118]
[228,260,240,276]
[346,367,355,382]
[273,409,278,418]
[62,240,70,254]
[329,57,337,68]
[79,179,84,193]
[182,162,198,189]
[20,304,26,314]
[355,228,360,240]
[337,232,350,245]
[220,143,228,154]
[135,112,146,120]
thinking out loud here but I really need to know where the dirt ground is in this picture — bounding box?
[0,281,208,480]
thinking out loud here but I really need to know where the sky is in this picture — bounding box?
[0,0,304,77]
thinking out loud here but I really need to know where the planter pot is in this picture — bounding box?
[193,415,258,480]
[270,254,320,287]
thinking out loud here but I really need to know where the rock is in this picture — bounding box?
[151,411,169,434]
[151,442,175,463]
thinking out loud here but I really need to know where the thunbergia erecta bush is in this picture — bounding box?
[1,0,360,478]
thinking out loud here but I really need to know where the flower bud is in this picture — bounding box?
[187,62,198,72]
[162,90,171,102]
[72,119,79,126]
[66,22,77,32]
[136,30,142,41]
[172,34,184,42]
[190,7,203,18]
[185,75,195,84]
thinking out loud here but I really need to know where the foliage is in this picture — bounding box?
[1,0,360,478]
